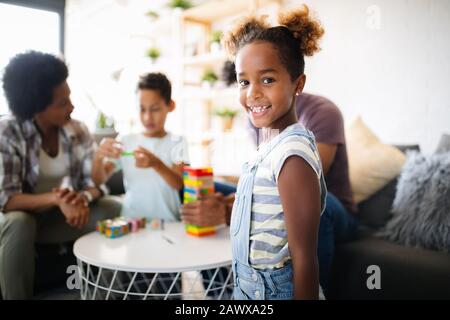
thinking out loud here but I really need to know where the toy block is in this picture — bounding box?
[183,167,217,236]
[183,166,215,203]
[149,218,164,230]
[184,167,213,177]
[186,229,216,237]
[185,224,216,237]
[97,217,147,238]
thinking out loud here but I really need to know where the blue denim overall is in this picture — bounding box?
[230,125,326,300]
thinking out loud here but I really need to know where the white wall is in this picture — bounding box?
[65,0,178,133]
[65,0,450,154]
[286,0,450,154]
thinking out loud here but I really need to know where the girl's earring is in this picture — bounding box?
[295,92,300,96]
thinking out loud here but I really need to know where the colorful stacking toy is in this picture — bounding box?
[183,167,217,237]
[185,224,216,237]
[96,217,147,238]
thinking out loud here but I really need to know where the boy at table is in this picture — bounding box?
[92,72,189,221]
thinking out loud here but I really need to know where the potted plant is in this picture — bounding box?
[146,47,160,63]
[94,111,117,144]
[214,107,238,131]
[168,0,192,10]
[201,69,218,88]
[209,30,223,53]
[96,111,115,132]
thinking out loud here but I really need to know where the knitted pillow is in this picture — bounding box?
[379,151,450,252]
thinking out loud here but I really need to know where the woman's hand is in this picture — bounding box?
[54,188,90,229]
[54,188,88,207]
[95,138,122,162]
[134,146,163,168]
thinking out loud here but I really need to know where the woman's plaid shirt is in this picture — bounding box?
[0,116,96,211]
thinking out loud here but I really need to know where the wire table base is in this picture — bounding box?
[76,258,233,300]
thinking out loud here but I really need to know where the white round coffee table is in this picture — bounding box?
[73,222,233,300]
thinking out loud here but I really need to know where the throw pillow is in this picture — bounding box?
[346,117,406,203]
[378,151,450,252]
[357,145,420,229]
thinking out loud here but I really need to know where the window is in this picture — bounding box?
[0,0,65,115]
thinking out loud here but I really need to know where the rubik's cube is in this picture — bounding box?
[96,217,147,238]
[183,167,216,237]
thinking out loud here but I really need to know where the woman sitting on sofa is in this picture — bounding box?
[0,51,121,299]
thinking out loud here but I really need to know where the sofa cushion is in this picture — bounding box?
[328,236,450,299]
[346,117,406,204]
[106,170,125,196]
[357,178,398,229]
[379,151,450,252]
[357,145,420,229]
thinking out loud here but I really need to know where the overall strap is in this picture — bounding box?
[251,126,314,168]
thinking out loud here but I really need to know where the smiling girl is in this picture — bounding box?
[223,5,327,299]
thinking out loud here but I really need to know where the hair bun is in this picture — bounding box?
[278,4,324,56]
[222,15,270,58]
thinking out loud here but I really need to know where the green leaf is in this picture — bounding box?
[147,47,160,59]
[168,0,192,10]
[201,70,218,83]
[214,108,238,118]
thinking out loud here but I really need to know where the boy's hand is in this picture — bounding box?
[134,146,163,168]
[95,138,122,161]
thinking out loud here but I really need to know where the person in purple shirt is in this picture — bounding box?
[295,93,357,294]
[181,92,358,296]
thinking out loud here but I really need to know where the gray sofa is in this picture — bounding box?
[105,149,450,300]
[328,145,450,300]
[29,146,450,299]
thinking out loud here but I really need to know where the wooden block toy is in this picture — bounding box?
[185,224,216,237]
[105,222,126,239]
[129,218,139,232]
[97,217,147,238]
[150,218,164,230]
[183,166,217,236]
[183,166,215,203]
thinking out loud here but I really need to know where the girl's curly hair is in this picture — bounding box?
[222,4,324,80]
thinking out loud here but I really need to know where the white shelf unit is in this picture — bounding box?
[144,0,283,171]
